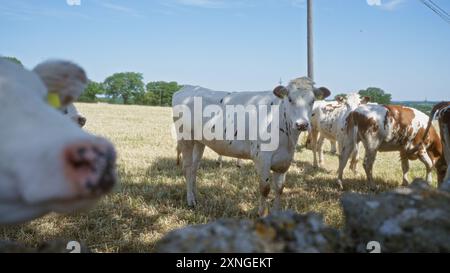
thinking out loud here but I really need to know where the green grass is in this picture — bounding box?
[0,103,437,252]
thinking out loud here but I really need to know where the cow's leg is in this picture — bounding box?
[180,141,195,207]
[330,140,337,155]
[317,135,325,167]
[311,129,320,168]
[254,158,271,217]
[400,151,410,186]
[272,172,286,212]
[363,149,378,189]
[191,142,205,202]
[337,141,354,190]
[418,149,433,184]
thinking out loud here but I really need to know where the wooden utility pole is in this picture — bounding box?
[307,0,314,80]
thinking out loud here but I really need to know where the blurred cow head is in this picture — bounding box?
[0,59,117,224]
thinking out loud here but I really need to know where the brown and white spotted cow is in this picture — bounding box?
[337,104,446,189]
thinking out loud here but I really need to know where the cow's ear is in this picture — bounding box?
[314,87,331,100]
[336,96,345,103]
[361,96,371,104]
[273,86,288,99]
[33,60,87,107]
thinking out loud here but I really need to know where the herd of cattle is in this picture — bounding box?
[173,78,450,216]
[1,58,449,230]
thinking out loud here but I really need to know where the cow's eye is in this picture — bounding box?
[288,97,293,103]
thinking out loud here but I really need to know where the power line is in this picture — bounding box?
[419,0,450,25]
[421,0,450,23]
[428,0,450,18]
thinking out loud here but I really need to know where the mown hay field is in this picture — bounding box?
[0,103,438,252]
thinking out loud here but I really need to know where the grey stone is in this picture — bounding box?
[155,211,340,253]
[342,180,450,253]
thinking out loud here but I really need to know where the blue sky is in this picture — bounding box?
[0,0,449,101]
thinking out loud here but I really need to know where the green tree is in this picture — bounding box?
[1,56,23,67]
[78,81,104,102]
[138,91,159,106]
[358,87,392,105]
[145,81,182,106]
[103,72,145,104]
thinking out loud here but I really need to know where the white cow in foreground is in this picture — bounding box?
[173,77,331,216]
[310,94,370,169]
[0,59,117,224]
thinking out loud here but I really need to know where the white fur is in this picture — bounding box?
[0,60,107,224]
[173,77,330,215]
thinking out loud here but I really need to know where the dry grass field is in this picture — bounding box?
[0,103,438,252]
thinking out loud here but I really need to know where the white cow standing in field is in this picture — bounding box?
[310,93,370,169]
[0,59,117,224]
[173,77,330,216]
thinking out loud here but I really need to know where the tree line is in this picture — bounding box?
[80,72,182,106]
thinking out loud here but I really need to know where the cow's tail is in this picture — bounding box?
[349,112,359,156]
[407,103,445,156]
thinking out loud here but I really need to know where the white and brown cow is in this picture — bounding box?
[172,77,330,216]
[310,93,370,169]
[337,104,446,189]
[0,59,117,224]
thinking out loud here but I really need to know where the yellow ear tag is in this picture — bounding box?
[47,92,61,109]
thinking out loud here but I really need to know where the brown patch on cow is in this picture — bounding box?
[323,104,343,113]
[384,105,415,132]
[384,105,418,146]
[350,111,378,135]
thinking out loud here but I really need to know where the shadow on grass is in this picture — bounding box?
[0,155,401,253]
[146,157,401,220]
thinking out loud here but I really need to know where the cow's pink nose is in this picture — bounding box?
[296,122,309,132]
[63,140,117,196]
